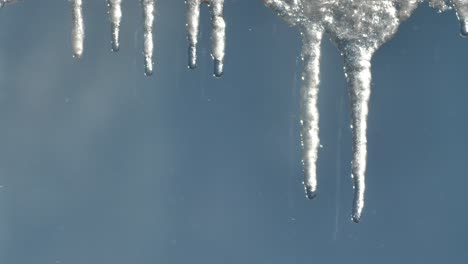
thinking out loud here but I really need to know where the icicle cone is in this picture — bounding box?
[299,25,324,199]
[71,0,85,58]
[452,0,468,37]
[342,46,374,223]
[108,0,123,52]
[186,0,225,77]
[142,0,155,76]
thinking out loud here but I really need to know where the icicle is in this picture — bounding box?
[264,0,422,222]
[452,0,468,37]
[108,0,122,52]
[342,46,374,223]
[142,0,155,76]
[299,25,324,200]
[71,0,85,58]
[186,0,226,77]
[186,0,201,69]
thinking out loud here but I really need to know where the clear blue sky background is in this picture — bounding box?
[0,1,467,263]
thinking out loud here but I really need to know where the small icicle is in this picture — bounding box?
[71,0,85,58]
[210,0,226,77]
[142,0,155,76]
[452,0,468,37]
[299,24,324,200]
[342,46,374,223]
[186,0,201,69]
[108,0,122,52]
[185,0,225,77]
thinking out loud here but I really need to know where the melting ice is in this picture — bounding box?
[67,0,226,77]
[69,0,155,75]
[264,0,468,222]
[186,0,226,77]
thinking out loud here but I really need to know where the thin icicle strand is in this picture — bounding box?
[71,0,85,58]
[186,0,226,77]
[108,0,123,52]
[142,0,155,76]
[343,47,373,223]
[299,25,323,200]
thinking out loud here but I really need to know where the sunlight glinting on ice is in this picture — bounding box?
[142,0,155,76]
[108,0,123,52]
[186,0,226,77]
[3,0,466,222]
[264,0,468,223]
[71,0,84,58]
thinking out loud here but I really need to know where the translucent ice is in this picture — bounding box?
[264,0,468,222]
[186,0,226,77]
[71,0,84,58]
[142,0,155,76]
[108,0,122,52]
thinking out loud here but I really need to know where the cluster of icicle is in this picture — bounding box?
[69,0,225,77]
[264,0,468,223]
[2,0,467,223]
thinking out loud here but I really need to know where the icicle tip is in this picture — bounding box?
[213,59,224,78]
[304,185,317,200]
[460,20,468,37]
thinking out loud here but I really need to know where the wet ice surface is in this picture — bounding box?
[71,0,84,58]
[186,0,226,77]
[108,0,122,52]
[68,0,155,75]
[265,0,468,223]
[66,0,227,77]
[142,0,155,76]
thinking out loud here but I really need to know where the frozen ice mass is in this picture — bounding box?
[1,0,467,222]
[264,0,468,223]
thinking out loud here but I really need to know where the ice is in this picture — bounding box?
[453,0,468,36]
[264,0,468,223]
[71,0,84,59]
[0,0,19,9]
[108,0,122,52]
[142,0,155,76]
[186,0,226,77]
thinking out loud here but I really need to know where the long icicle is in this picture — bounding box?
[142,0,155,76]
[299,24,324,199]
[71,0,85,58]
[108,0,123,52]
[343,46,374,223]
